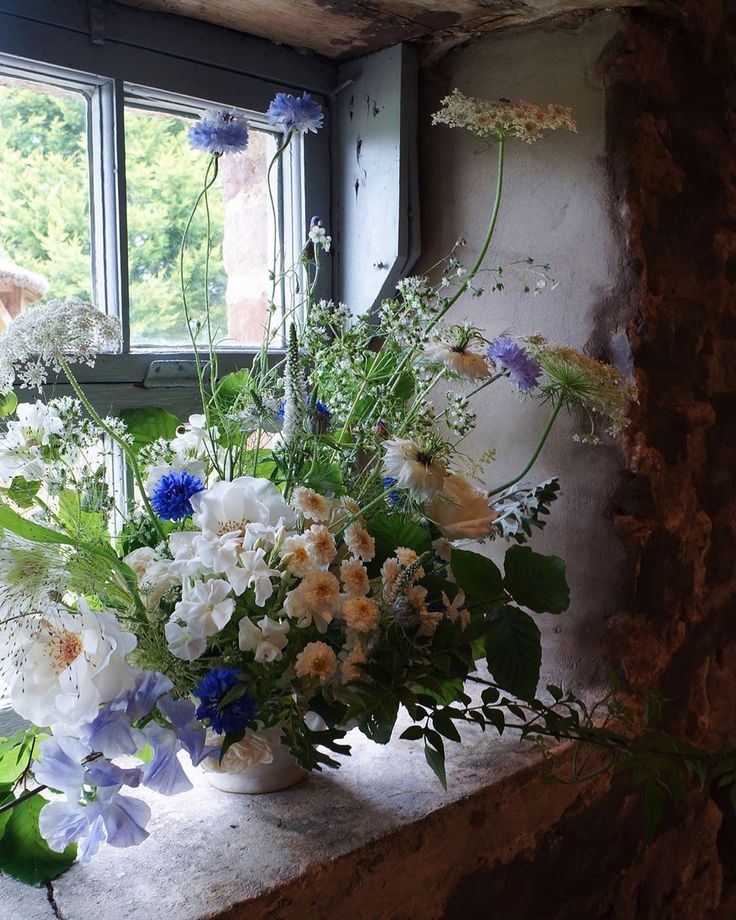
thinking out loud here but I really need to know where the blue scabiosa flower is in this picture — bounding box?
[188,108,249,156]
[487,337,541,393]
[149,470,204,521]
[267,92,324,134]
[193,668,257,735]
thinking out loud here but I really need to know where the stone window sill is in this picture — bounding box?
[1,708,592,920]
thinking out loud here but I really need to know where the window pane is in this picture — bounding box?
[0,75,92,327]
[125,105,277,349]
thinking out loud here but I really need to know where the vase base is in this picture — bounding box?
[204,760,306,794]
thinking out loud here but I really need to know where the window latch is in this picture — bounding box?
[143,360,200,388]
[88,0,109,46]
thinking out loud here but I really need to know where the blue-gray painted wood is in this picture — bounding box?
[0,0,336,94]
[334,44,420,317]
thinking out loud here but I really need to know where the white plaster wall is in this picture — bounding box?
[417,14,630,690]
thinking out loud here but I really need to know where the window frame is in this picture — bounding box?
[0,0,334,411]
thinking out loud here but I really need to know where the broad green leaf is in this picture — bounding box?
[118,406,181,454]
[503,545,570,614]
[484,604,541,701]
[451,548,503,601]
[215,368,251,409]
[304,462,344,496]
[59,490,107,542]
[367,515,431,571]
[0,795,76,885]
[0,791,15,840]
[0,391,17,418]
[0,503,71,545]
[0,745,27,785]
[5,478,40,510]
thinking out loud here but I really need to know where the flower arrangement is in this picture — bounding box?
[0,87,727,887]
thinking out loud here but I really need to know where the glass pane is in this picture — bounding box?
[125,105,277,349]
[0,75,92,328]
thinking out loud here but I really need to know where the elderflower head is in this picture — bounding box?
[433,89,576,144]
[0,298,120,391]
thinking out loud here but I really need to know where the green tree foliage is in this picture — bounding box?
[0,79,229,345]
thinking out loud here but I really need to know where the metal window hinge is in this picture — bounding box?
[88,0,109,46]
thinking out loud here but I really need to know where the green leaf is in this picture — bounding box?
[451,549,503,602]
[0,791,14,840]
[399,726,424,741]
[484,605,541,701]
[5,477,41,510]
[367,515,431,570]
[0,391,17,418]
[0,795,76,885]
[424,740,447,789]
[215,368,251,409]
[503,545,570,614]
[0,503,72,545]
[118,406,181,454]
[304,462,344,496]
[58,490,107,542]
[0,745,27,785]
[432,711,461,743]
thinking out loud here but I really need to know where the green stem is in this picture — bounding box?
[384,138,506,395]
[488,401,562,497]
[60,360,166,542]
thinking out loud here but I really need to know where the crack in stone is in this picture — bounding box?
[44,881,65,920]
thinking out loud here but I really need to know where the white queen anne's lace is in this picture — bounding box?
[0,297,120,390]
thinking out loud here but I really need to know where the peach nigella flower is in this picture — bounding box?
[306,524,337,568]
[341,596,380,633]
[344,521,375,561]
[295,641,337,684]
[382,438,446,500]
[292,486,332,522]
[340,557,370,596]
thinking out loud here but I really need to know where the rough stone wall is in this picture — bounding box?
[411,3,736,917]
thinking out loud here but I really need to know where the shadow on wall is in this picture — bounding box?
[415,13,636,695]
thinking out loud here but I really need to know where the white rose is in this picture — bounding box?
[426,474,497,540]
[8,602,137,729]
[190,476,295,535]
[123,546,156,581]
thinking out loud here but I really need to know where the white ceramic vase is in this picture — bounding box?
[200,727,306,794]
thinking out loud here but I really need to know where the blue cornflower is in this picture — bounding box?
[188,108,249,156]
[266,92,324,134]
[277,395,330,433]
[487,337,541,393]
[193,668,257,736]
[309,396,330,434]
[383,476,406,508]
[149,470,204,521]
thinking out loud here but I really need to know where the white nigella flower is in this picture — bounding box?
[170,414,218,458]
[424,325,490,380]
[172,578,235,637]
[0,400,64,481]
[6,602,137,729]
[238,615,290,662]
[382,438,446,500]
[426,473,497,540]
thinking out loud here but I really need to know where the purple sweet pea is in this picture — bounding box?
[140,723,192,796]
[158,695,215,766]
[123,671,175,721]
[81,704,140,758]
